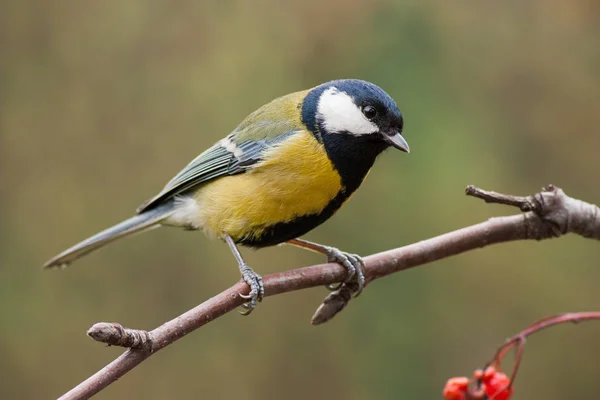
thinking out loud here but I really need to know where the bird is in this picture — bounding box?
[44,79,409,314]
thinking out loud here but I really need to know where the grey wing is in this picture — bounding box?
[136,129,297,214]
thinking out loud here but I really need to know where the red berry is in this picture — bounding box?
[481,367,513,400]
[474,366,498,382]
[443,377,469,400]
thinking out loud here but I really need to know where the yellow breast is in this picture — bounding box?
[192,130,343,241]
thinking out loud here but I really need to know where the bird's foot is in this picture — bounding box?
[238,264,264,315]
[324,247,365,297]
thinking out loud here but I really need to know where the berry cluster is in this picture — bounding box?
[443,366,513,400]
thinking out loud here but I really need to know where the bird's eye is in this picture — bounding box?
[362,105,377,120]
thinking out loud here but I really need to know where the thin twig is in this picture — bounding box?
[58,185,600,400]
[465,184,538,212]
[491,312,600,390]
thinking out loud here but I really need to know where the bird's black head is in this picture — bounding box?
[302,79,409,153]
[301,79,408,193]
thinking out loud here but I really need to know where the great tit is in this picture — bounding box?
[44,79,409,314]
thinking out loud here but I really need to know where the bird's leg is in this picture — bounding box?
[224,235,264,315]
[287,238,365,297]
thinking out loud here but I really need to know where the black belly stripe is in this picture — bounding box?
[238,190,351,248]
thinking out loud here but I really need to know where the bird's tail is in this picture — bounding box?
[43,202,176,269]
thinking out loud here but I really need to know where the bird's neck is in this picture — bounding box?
[301,87,388,193]
[321,133,388,194]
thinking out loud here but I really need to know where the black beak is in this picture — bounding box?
[383,130,410,153]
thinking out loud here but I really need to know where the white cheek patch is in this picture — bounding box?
[317,87,378,135]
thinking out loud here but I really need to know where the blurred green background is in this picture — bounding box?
[2,1,600,399]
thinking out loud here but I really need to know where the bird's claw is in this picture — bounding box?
[325,248,365,297]
[238,264,264,315]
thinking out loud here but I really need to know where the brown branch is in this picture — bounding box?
[58,185,600,400]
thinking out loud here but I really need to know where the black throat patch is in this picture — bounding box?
[320,132,388,194]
